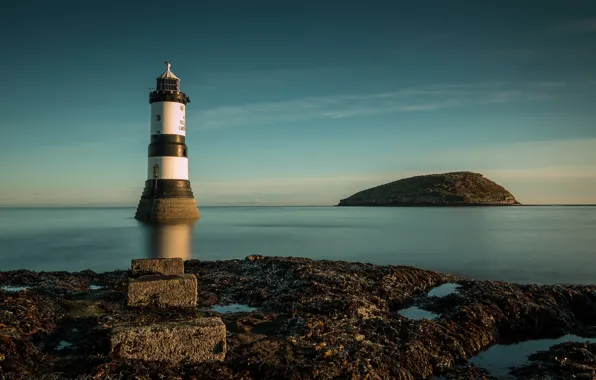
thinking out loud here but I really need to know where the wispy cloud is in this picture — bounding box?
[193,82,554,130]
[552,18,596,34]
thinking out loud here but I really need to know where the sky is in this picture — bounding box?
[0,0,595,206]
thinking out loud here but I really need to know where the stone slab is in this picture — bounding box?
[110,317,226,363]
[127,274,197,308]
[131,258,184,276]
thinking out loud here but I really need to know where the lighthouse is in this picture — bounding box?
[135,62,200,222]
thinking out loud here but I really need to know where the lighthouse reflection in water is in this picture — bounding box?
[142,222,196,260]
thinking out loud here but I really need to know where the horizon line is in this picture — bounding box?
[1,204,596,209]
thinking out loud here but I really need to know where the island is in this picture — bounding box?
[337,171,521,206]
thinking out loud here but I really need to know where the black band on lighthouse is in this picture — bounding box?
[148,143,188,157]
[149,91,190,105]
[150,134,185,143]
[148,134,188,157]
[140,179,195,199]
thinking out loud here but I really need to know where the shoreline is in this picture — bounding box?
[1,256,595,379]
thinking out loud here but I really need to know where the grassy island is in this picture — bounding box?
[338,171,521,207]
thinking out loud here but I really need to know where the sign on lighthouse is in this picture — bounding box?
[135,62,200,222]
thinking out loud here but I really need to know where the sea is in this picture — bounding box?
[0,206,595,284]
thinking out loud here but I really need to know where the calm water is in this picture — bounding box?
[0,206,594,284]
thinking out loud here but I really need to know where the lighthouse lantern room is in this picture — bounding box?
[135,62,200,222]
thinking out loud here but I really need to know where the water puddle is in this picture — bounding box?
[427,283,460,298]
[469,334,596,379]
[209,304,258,313]
[1,286,28,292]
[56,341,73,351]
[398,283,460,320]
[399,306,439,320]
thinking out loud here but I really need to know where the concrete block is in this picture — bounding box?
[110,317,226,363]
[131,258,184,276]
[127,274,197,308]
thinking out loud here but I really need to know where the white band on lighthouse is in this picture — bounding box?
[150,101,186,136]
[147,157,189,180]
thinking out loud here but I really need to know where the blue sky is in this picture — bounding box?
[1,0,595,206]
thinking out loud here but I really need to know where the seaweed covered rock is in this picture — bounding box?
[1,256,595,379]
[337,171,520,206]
[511,341,596,379]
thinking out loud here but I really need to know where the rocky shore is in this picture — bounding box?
[1,256,595,379]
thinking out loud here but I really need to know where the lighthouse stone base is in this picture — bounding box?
[135,198,200,222]
[134,179,200,222]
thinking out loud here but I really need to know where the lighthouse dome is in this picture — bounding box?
[156,61,180,92]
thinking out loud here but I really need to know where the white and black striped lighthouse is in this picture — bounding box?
[135,62,200,222]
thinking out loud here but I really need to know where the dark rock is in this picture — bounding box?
[510,341,596,379]
[245,255,265,261]
[440,363,498,379]
[337,171,520,206]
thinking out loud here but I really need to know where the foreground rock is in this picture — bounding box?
[1,256,595,379]
[131,257,184,276]
[510,341,596,380]
[127,273,198,308]
[111,318,226,363]
[120,258,225,366]
[337,171,520,206]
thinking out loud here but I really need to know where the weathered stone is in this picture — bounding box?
[110,318,226,363]
[135,198,200,222]
[131,258,184,276]
[127,274,197,308]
